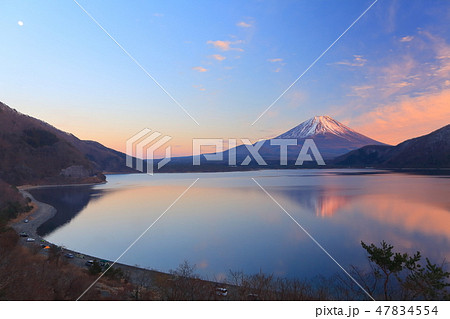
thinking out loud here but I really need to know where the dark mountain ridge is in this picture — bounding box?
[333,124,450,168]
[0,101,133,185]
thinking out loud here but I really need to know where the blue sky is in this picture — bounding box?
[1,0,449,155]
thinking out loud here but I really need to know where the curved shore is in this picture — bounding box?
[10,187,168,286]
[12,190,56,239]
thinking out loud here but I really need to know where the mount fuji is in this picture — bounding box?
[277,116,375,141]
[225,116,386,163]
[272,115,385,158]
[166,115,387,169]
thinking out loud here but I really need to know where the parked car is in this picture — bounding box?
[26,238,35,242]
[64,253,74,259]
[19,232,28,237]
[85,260,94,266]
[215,287,228,296]
[24,219,29,223]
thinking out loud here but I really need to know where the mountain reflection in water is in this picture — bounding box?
[29,186,106,236]
[30,171,450,279]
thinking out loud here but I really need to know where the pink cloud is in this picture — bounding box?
[400,35,414,42]
[236,21,252,28]
[334,55,367,67]
[192,66,208,72]
[268,58,283,63]
[210,54,226,61]
[344,31,450,144]
[207,40,243,51]
[354,89,450,144]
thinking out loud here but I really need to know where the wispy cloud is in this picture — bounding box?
[347,85,374,98]
[268,58,285,72]
[192,66,208,72]
[346,32,450,143]
[391,81,413,88]
[354,89,450,144]
[153,13,164,17]
[210,54,226,61]
[371,31,450,99]
[423,31,450,75]
[193,84,206,91]
[400,35,414,42]
[345,56,419,101]
[237,21,252,28]
[334,55,367,67]
[207,40,243,51]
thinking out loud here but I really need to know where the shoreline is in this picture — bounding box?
[10,186,170,287]
[17,180,107,191]
[12,190,57,240]
[12,167,448,269]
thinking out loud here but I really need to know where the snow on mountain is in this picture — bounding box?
[265,115,386,159]
[173,115,387,165]
[276,116,358,139]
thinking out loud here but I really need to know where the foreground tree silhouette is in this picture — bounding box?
[361,241,449,300]
[403,258,450,300]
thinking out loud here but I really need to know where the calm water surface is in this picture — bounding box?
[30,170,450,281]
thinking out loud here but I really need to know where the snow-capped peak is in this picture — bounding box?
[276,116,357,139]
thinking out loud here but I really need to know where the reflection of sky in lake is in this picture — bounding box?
[34,170,450,280]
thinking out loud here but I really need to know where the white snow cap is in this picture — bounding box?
[277,116,357,139]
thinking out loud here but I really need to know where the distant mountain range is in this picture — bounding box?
[0,101,132,185]
[1,100,448,186]
[333,124,450,168]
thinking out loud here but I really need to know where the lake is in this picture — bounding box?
[29,169,450,281]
